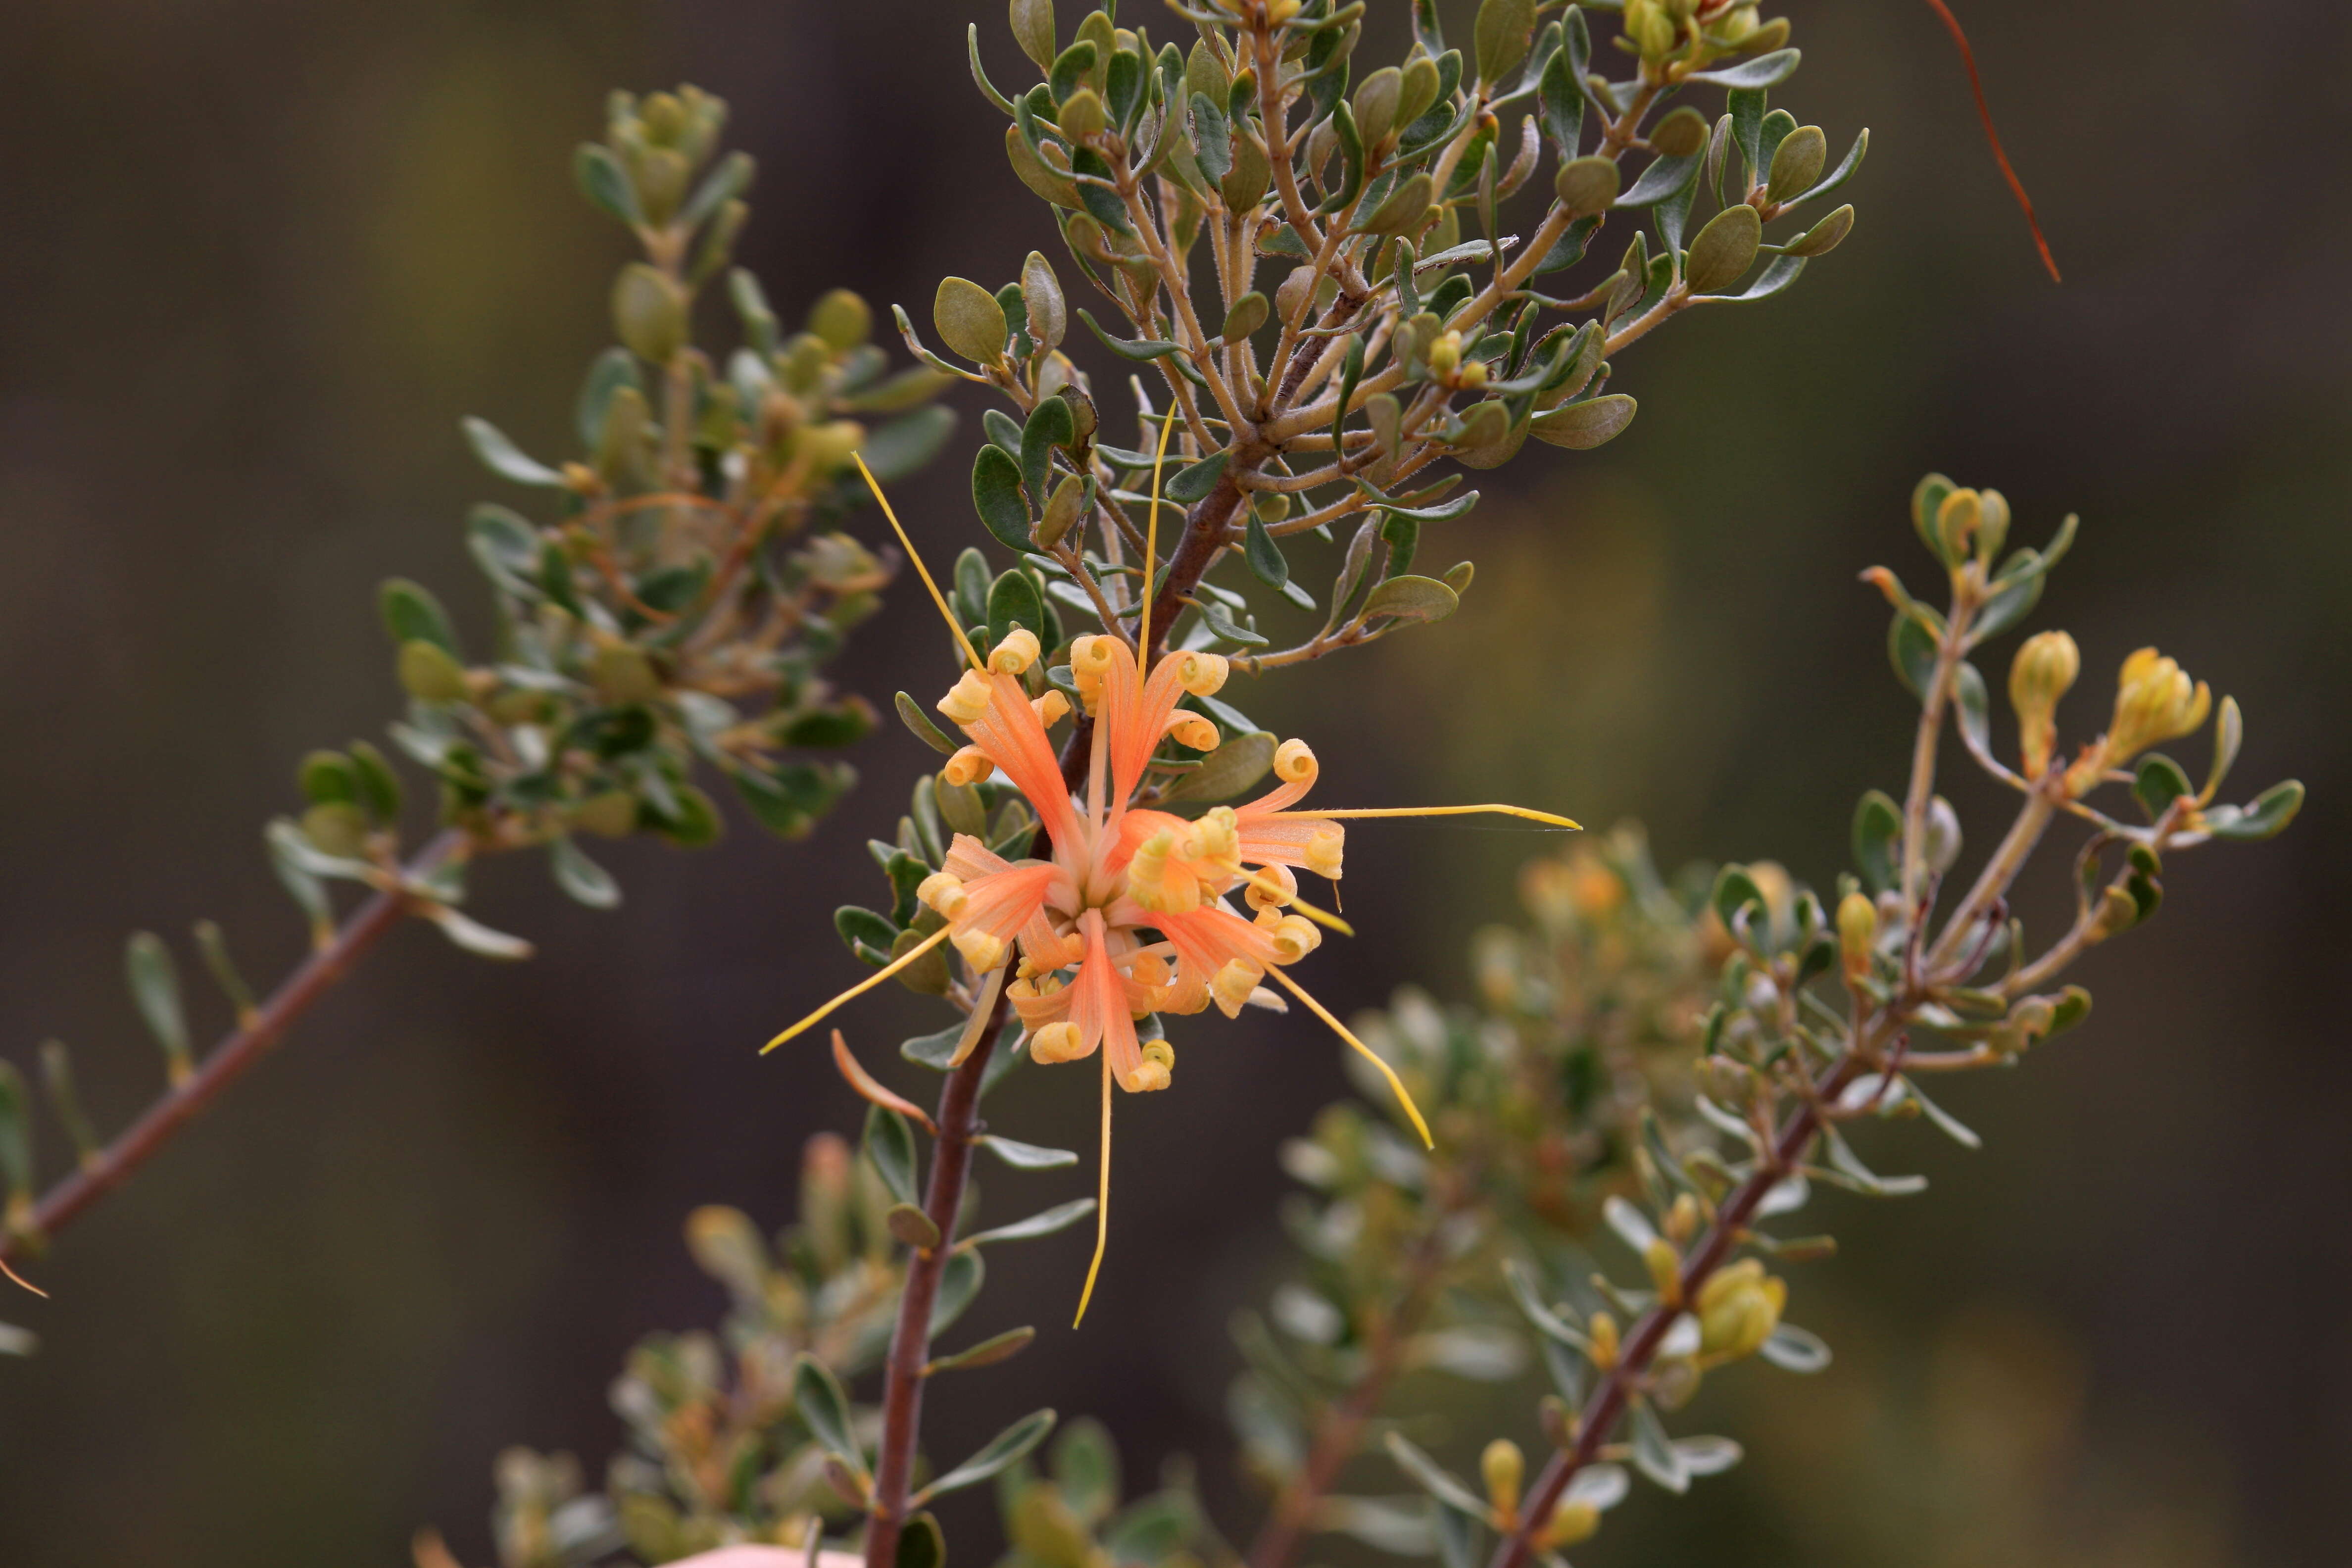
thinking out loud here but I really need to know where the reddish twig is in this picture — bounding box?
[0,831,463,1272]
[1923,0,2062,283]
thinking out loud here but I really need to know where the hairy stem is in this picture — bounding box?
[0,831,464,1268]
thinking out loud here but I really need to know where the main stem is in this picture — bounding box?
[863,724,1093,1568]
[1486,1055,1865,1568]
[0,832,461,1268]
[863,989,1010,1568]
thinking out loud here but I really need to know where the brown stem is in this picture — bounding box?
[0,831,463,1267]
[862,988,1010,1568]
[1247,1218,1458,1568]
[863,724,1093,1568]
[1486,1054,1866,1568]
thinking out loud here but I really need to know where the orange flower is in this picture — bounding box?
[765,451,1577,1320]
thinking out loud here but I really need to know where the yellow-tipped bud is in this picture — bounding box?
[1836,890,1876,981]
[1643,1236,1683,1308]
[1273,737,1318,784]
[1696,1259,1786,1363]
[1665,1192,1701,1245]
[989,628,1041,674]
[1305,826,1345,880]
[1168,712,1220,750]
[2009,630,2079,781]
[943,745,994,787]
[1244,862,1298,911]
[1426,330,1463,379]
[938,669,993,726]
[1539,1501,1601,1550]
[1480,1439,1524,1523]
[1029,1022,1086,1062]
[1032,689,1072,728]
[1588,1311,1619,1370]
[918,872,970,921]
[2103,646,2211,767]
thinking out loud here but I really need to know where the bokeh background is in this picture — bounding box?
[1,0,2346,1563]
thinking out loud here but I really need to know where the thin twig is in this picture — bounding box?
[0,831,465,1269]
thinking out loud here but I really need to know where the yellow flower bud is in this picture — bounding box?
[1836,890,1876,980]
[2102,646,2211,767]
[1695,1259,1785,1363]
[1539,1500,1601,1550]
[1588,1311,1619,1370]
[1480,1438,1524,1523]
[1665,1192,1701,1244]
[1643,1237,1683,1308]
[1426,330,1463,380]
[2008,630,2079,781]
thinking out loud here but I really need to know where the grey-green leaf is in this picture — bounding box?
[548,836,622,909]
[792,1353,864,1470]
[1359,574,1460,625]
[962,1197,1096,1246]
[979,1135,1080,1170]
[461,416,564,487]
[917,1409,1057,1501]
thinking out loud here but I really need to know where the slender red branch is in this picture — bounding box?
[0,831,463,1270]
[1486,1055,1866,1568]
[1923,0,2061,283]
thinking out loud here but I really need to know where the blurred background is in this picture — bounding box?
[1,0,2346,1563]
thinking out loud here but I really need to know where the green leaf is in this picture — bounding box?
[2133,753,2194,820]
[1501,1259,1580,1343]
[918,1409,1057,1501]
[896,691,960,756]
[379,578,458,655]
[1888,609,1941,699]
[1076,308,1187,364]
[1685,48,1801,89]
[979,1135,1080,1170]
[1243,517,1289,588]
[422,905,536,961]
[862,406,958,484]
[897,1513,945,1568]
[1194,595,1268,647]
[461,415,564,487]
[2205,780,2303,840]
[1157,731,1276,805]
[1954,660,1991,758]
[988,569,1048,652]
[548,837,621,909]
[900,1022,964,1071]
[934,1244,985,1332]
[1628,1400,1688,1492]
[1381,1432,1488,1515]
[888,1202,943,1249]
[933,276,1009,364]
[1474,0,1536,85]
[572,143,643,225]
[1711,865,1764,934]
[928,1325,1037,1374]
[1353,479,1481,524]
[125,931,191,1073]
[1359,575,1459,625]
[1617,151,1700,207]
[792,1353,864,1471]
[0,1059,33,1201]
[1758,1322,1832,1373]
[972,443,1034,552]
[1851,789,1903,893]
[963,1197,1096,1247]
[1164,450,1229,504]
[1529,393,1636,449]
[1020,395,1076,509]
[1790,126,1869,208]
[863,1103,920,1206]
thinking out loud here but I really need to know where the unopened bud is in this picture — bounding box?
[1695,1259,1785,1362]
[1922,795,1961,875]
[2101,646,2211,767]
[1480,1438,1524,1522]
[2009,630,2080,781]
[397,639,469,703]
[1540,1501,1601,1550]
[1426,330,1463,379]
[1643,1236,1683,1307]
[1038,473,1088,550]
[1933,487,1982,566]
[1588,1310,1619,1370]
[1836,890,1876,980]
[1665,1191,1701,1244]
[612,262,688,364]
